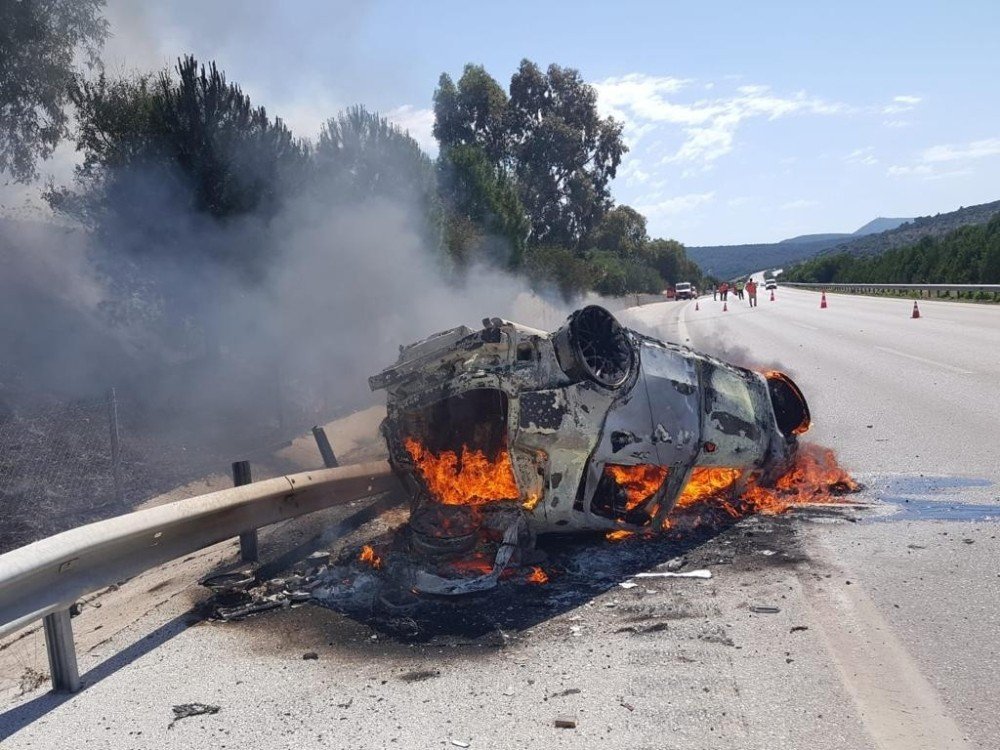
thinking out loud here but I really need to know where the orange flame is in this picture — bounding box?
[526,566,549,584]
[359,544,381,569]
[447,555,495,576]
[669,446,857,521]
[742,444,859,514]
[675,467,742,509]
[605,529,635,542]
[604,464,669,510]
[404,437,520,505]
[522,494,541,512]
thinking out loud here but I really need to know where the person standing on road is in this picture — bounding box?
[746,279,758,307]
[719,281,729,301]
[712,285,717,301]
[735,281,744,300]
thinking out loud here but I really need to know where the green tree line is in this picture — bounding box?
[784,215,1000,286]
[433,61,706,296]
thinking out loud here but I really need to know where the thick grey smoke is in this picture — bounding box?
[0,219,130,406]
[0,164,575,457]
[0,0,580,452]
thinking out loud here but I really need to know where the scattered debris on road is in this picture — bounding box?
[554,714,577,729]
[18,667,47,696]
[399,669,440,683]
[168,703,220,729]
[634,569,712,579]
[549,688,581,698]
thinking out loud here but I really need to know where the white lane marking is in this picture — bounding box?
[799,534,973,750]
[789,321,820,331]
[874,345,973,374]
[677,301,691,343]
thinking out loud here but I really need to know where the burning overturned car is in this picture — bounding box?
[367,305,835,596]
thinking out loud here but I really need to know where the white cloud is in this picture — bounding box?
[386,105,437,156]
[887,164,931,176]
[887,164,972,180]
[921,137,1000,163]
[594,74,849,166]
[780,199,819,210]
[618,159,652,185]
[846,147,878,166]
[593,74,693,125]
[888,136,1000,179]
[883,119,911,128]
[882,94,922,114]
[634,191,715,219]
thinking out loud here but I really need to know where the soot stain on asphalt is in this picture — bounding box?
[222,504,839,662]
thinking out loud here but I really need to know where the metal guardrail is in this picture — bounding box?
[781,282,1000,294]
[0,460,400,692]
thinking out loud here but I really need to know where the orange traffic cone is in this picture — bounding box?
[695,300,700,311]
[770,289,775,302]
[723,301,728,312]
[820,291,828,309]
[911,301,920,319]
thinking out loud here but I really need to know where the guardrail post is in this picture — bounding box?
[231,461,258,562]
[311,426,339,468]
[107,388,124,505]
[43,608,81,692]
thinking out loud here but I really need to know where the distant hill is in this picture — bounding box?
[687,204,1000,279]
[778,218,911,245]
[852,217,910,236]
[817,201,1000,258]
[779,232,851,244]
[688,237,845,279]
[785,212,1000,285]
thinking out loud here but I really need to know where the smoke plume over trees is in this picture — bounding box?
[1,23,705,423]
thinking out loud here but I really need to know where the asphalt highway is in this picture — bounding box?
[1,289,997,750]
[625,287,1000,492]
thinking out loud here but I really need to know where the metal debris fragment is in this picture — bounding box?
[633,569,712,579]
[168,703,220,729]
[554,714,577,729]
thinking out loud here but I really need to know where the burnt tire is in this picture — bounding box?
[553,306,634,388]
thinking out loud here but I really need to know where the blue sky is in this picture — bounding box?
[11,0,1000,245]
